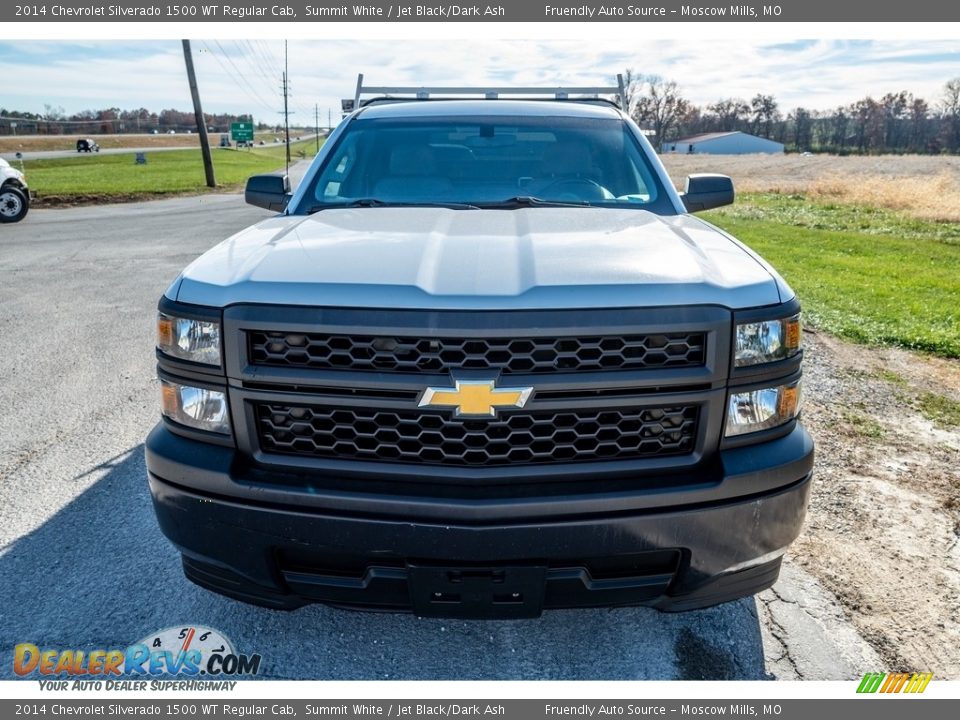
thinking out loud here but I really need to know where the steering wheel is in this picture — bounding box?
[536,177,607,202]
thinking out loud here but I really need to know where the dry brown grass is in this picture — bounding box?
[807,172,960,222]
[661,153,960,221]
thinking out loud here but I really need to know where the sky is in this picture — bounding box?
[1,39,959,122]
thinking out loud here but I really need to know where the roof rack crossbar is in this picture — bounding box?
[353,74,627,109]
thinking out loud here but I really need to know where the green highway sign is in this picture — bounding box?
[231,121,253,142]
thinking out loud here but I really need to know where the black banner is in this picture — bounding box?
[5,0,960,23]
[1,700,957,719]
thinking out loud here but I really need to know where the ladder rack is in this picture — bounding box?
[351,73,626,110]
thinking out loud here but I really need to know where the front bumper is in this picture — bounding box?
[146,422,813,617]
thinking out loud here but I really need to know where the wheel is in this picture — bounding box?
[0,186,28,223]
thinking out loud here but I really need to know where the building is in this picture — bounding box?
[662,131,784,155]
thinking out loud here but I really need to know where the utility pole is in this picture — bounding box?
[181,39,216,188]
[315,103,320,154]
[283,39,291,170]
[328,108,331,132]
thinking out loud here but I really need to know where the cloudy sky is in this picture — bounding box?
[2,39,959,120]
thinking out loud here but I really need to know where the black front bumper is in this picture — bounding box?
[146,421,813,617]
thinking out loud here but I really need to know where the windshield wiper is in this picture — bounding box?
[307,199,479,213]
[477,196,593,209]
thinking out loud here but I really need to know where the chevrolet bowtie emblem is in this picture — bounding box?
[418,379,533,418]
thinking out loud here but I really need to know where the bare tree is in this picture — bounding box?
[790,107,813,151]
[880,91,910,149]
[632,75,690,147]
[909,97,930,152]
[621,68,640,117]
[941,77,960,152]
[749,94,780,138]
[708,98,750,132]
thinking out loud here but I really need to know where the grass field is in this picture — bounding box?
[24,139,320,203]
[702,193,960,358]
[661,154,960,359]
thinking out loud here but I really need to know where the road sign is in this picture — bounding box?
[231,121,253,143]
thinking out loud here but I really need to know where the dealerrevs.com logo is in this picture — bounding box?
[13,625,262,683]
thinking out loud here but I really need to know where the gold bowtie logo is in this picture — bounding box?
[418,379,533,418]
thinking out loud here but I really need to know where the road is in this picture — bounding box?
[1,135,321,162]
[1,145,196,161]
[0,186,881,681]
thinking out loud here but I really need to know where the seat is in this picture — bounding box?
[372,145,454,200]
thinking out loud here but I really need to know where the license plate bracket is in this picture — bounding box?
[408,564,547,619]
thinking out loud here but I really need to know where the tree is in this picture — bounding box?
[830,106,850,152]
[940,77,960,152]
[850,97,883,152]
[749,94,780,138]
[879,91,910,150]
[631,75,690,147]
[908,97,930,152]
[708,98,750,132]
[621,68,640,118]
[790,107,813,151]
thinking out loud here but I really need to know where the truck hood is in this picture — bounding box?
[173,207,787,310]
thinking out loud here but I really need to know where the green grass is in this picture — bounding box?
[873,369,909,387]
[703,193,960,358]
[841,410,886,439]
[24,139,320,199]
[917,392,960,428]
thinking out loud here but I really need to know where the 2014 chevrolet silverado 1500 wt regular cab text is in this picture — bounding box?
[146,78,813,618]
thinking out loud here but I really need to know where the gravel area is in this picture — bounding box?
[791,329,960,676]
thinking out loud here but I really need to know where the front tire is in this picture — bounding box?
[0,186,29,223]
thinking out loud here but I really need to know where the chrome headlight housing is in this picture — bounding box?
[161,379,230,434]
[734,313,801,367]
[725,381,801,437]
[157,312,221,365]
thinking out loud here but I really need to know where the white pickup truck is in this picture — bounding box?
[146,79,812,618]
[0,157,29,223]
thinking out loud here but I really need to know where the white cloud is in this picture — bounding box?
[2,39,959,119]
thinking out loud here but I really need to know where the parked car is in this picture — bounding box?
[76,138,100,153]
[0,157,30,223]
[147,79,811,618]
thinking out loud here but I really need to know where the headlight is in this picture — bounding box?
[734,314,801,367]
[725,381,801,437]
[161,379,230,434]
[157,313,221,365]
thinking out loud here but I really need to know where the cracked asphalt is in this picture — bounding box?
[0,180,882,680]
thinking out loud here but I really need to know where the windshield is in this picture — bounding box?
[297,114,673,213]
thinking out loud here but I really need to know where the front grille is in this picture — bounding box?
[255,403,698,467]
[248,331,706,374]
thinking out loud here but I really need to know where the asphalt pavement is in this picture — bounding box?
[0,175,881,680]
[1,135,319,161]
[1,145,196,161]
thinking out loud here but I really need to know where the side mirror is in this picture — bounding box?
[681,174,734,213]
[245,173,291,211]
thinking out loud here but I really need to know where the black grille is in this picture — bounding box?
[255,403,698,466]
[248,331,705,374]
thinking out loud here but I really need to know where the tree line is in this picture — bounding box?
[0,105,280,135]
[623,69,960,154]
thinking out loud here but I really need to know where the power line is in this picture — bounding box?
[233,40,282,100]
[258,40,314,119]
[201,40,276,116]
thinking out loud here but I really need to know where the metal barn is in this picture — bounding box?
[662,131,784,155]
